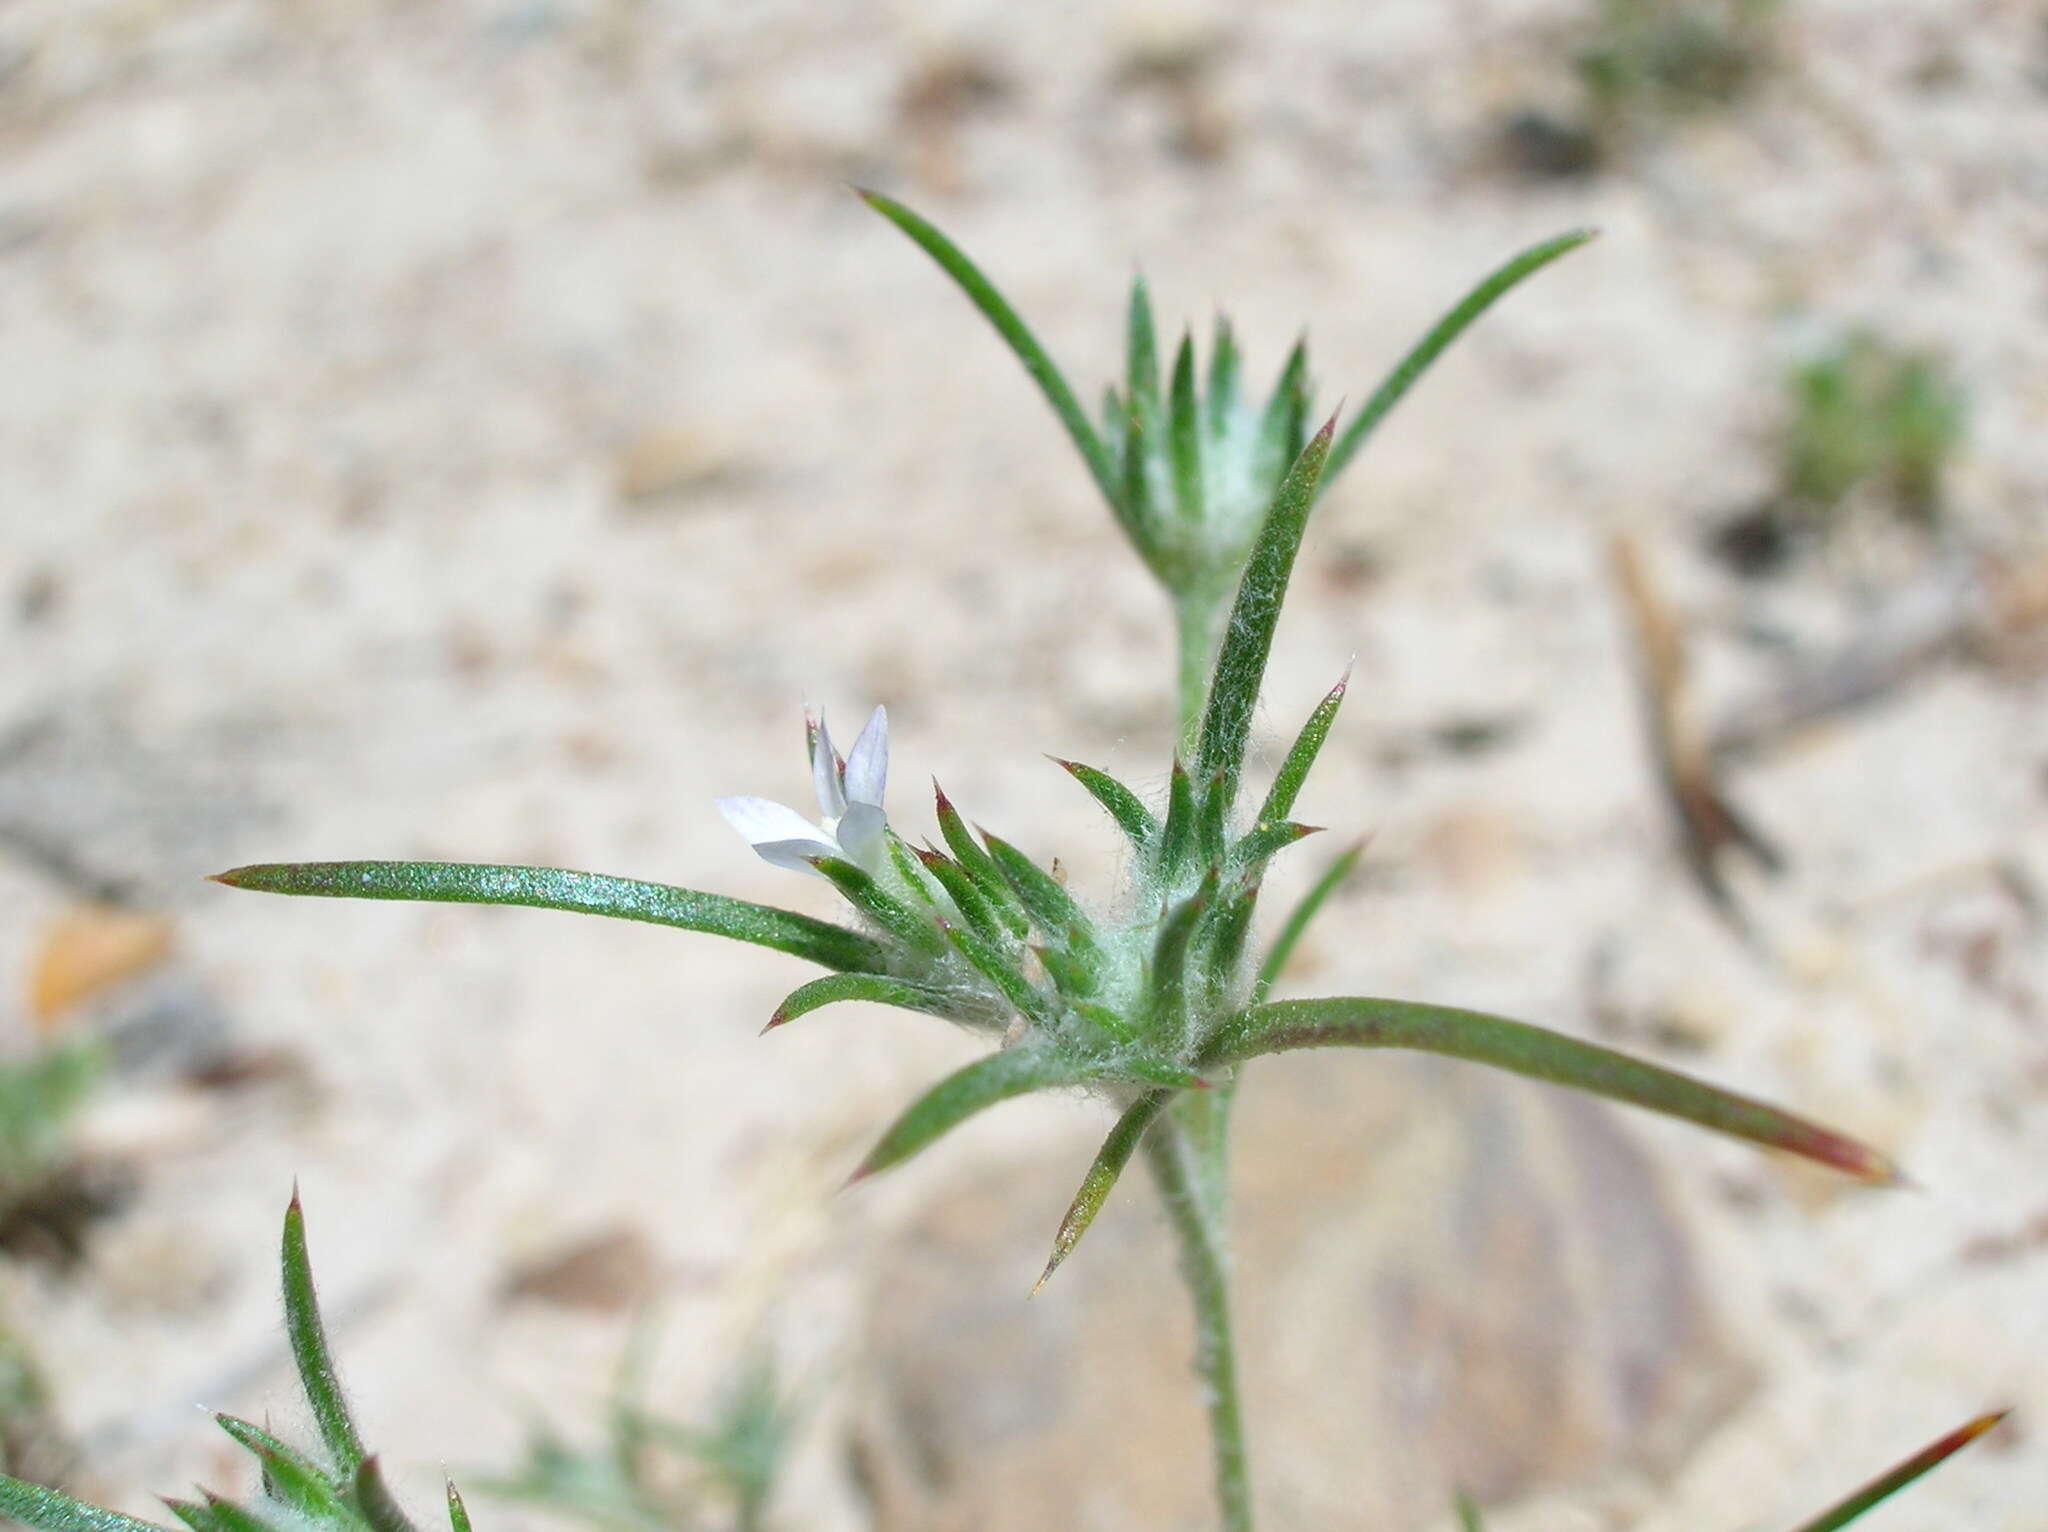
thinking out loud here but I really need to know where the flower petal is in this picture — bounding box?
[844,705,889,809]
[810,714,847,820]
[718,795,831,850]
[836,801,887,872]
[751,838,841,875]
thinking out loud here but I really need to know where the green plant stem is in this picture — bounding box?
[1146,1102,1251,1532]
[1175,593,1218,753]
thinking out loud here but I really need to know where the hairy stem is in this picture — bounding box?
[1176,595,1216,751]
[1146,1103,1251,1532]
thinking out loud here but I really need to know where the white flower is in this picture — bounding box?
[717,706,890,876]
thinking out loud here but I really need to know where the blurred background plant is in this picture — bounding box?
[484,1339,794,1532]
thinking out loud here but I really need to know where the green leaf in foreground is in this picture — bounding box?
[765,973,968,1032]
[0,1477,171,1532]
[1055,759,1160,853]
[283,1189,367,1479]
[1034,1088,1174,1294]
[212,862,890,975]
[1257,670,1348,826]
[1324,228,1597,484]
[849,1046,1101,1182]
[1786,1411,2007,1532]
[1195,417,1337,811]
[1203,997,1901,1183]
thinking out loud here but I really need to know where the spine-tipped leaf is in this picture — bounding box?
[212,1417,346,1518]
[851,1046,1102,1180]
[1036,1089,1175,1293]
[934,784,1029,937]
[213,863,891,975]
[767,973,972,1031]
[282,1192,367,1479]
[980,832,1100,963]
[915,848,1009,944]
[1056,759,1160,853]
[1232,820,1320,872]
[1159,761,1199,880]
[1204,997,1901,1184]
[858,190,1120,517]
[1785,1411,2007,1532]
[1257,671,1347,825]
[444,1485,472,1532]
[1326,229,1596,484]
[808,856,945,956]
[943,923,1047,1022]
[1195,417,1338,809]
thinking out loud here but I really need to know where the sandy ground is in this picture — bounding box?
[1,1,2045,1528]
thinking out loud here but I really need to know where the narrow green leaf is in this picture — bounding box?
[351,1459,418,1532]
[884,833,942,907]
[942,922,1047,1022]
[980,832,1100,961]
[1232,819,1320,871]
[1127,274,1161,429]
[767,973,972,1031]
[1326,229,1596,484]
[1786,1411,2007,1532]
[1169,332,1204,524]
[1120,396,1155,550]
[213,1417,346,1518]
[850,1046,1100,1180]
[1254,339,1310,491]
[858,190,1119,514]
[934,783,1028,937]
[809,856,946,957]
[443,1485,472,1532]
[1206,316,1241,439]
[0,1481,172,1532]
[1035,1089,1174,1293]
[1159,761,1198,880]
[1255,839,1366,1001]
[1194,885,1259,1000]
[914,847,1008,945]
[1034,943,1098,1001]
[1074,1001,1136,1044]
[1144,873,1215,1043]
[1194,417,1339,809]
[1055,759,1160,853]
[1257,670,1348,825]
[1203,998,1903,1183]
[212,863,891,976]
[281,1191,367,1479]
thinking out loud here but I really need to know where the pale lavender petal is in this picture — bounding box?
[717,795,829,849]
[843,705,889,809]
[751,838,840,875]
[810,713,847,820]
[836,801,887,872]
